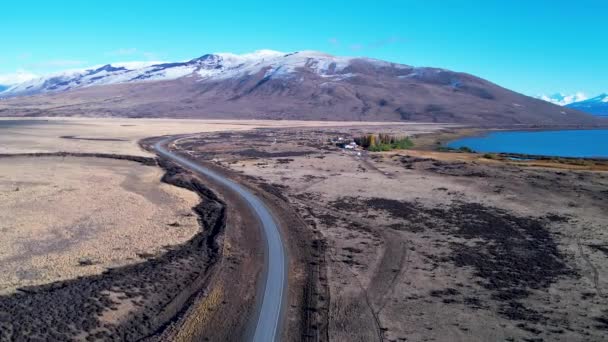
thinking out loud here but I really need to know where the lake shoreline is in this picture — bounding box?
[447,129,608,159]
[413,125,608,158]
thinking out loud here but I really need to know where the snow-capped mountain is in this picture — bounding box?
[0,50,400,98]
[538,93,588,106]
[1,59,193,97]
[567,94,608,117]
[0,50,604,126]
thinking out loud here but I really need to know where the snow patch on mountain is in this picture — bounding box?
[566,93,608,117]
[193,50,357,81]
[538,92,588,106]
[0,50,418,98]
[569,93,608,105]
[3,61,195,96]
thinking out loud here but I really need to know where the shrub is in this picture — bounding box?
[436,146,455,152]
[436,145,476,153]
[458,146,475,153]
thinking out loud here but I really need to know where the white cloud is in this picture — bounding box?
[538,92,588,106]
[0,69,39,85]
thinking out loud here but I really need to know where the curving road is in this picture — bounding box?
[154,137,286,342]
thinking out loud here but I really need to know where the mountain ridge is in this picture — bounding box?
[567,94,608,117]
[538,93,588,106]
[0,50,413,98]
[0,50,605,126]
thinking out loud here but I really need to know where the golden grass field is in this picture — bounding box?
[0,156,200,294]
[0,117,443,156]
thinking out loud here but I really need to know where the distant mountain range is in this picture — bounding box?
[566,94,608,117]
[0,85,8,93]
[0,50,605,126]
[538,93,588,106]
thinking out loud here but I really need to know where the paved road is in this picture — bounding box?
[154,137,286,342]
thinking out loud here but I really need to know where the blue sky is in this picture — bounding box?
[1,0,606,97]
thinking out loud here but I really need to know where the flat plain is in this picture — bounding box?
[0,117,450,341]
[2,117,606,341]
[172,126,608,341]
[0,117,439,156]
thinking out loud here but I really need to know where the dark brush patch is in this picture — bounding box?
[441,203,575,298]
[77,258,97,267]
[399,156,433,170]
[544,213,570,223]
[363,198,421,220]
[60,136,128,142]
[329,197,421,221]
[499,301,544,323]
[594,311,608,331]
[401,158,491,178]
[588,244,608,257]
[463,297,485,309]
[302,175,326,182]
[0,152,156,166]
[276,158,294,164]
[236,149,312,158]
[328,197,364,212]
[257,182,289,201]
[342,247,363,254]
[386,223,425,233]
[315,213,341,226]
[430,288,460,297]
[328,196,575,323]
[427,163,489,177]
[236,131,271,139]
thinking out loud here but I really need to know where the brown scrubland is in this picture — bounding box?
[1,118,606,341]
[172,125,608,342]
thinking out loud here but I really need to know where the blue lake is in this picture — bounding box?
[447,129,608,158]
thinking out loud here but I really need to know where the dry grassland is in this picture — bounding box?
[0,156,199,294]
[0,117,440,156]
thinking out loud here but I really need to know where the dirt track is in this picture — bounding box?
[140,136,327,342]
[152,136,287,342]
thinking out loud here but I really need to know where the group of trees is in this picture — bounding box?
[354,133,414,152]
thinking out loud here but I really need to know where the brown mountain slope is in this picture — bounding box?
[0,57,604,126]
